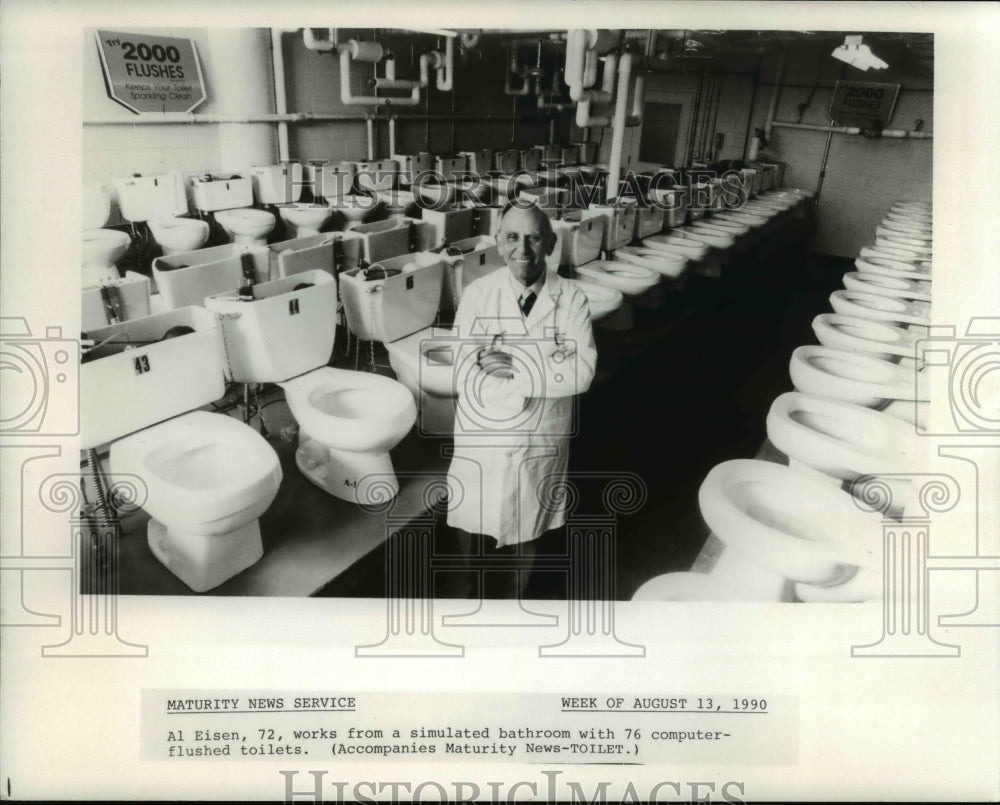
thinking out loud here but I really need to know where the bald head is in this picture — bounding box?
[495,202,557,286]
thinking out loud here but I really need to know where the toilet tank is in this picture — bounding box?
[204,269,337,384]
[459,149,493,177]
[495,149,520,174]
[351,159,399,193]
[392,153,434,185]
[267,232,364,279]
[304,162,355,199]
[439,235,506,310]
[435,155,467,181]
[553,212,605,268]
[351,217,436,263]
[588,204,637,252]
[340,253,445,343]
[113,173,188,222]
[81,306,225,450]
[152,244,270,310]
[250,163,304,205]
[81,271,151,331]
[190,175,254,212]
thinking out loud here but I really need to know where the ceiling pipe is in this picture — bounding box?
[606,51,633,202]
[771,120,932,138]
[436,34,454,91]
[504,43,533,96]
[339,40,421,106]
[302,28,338,52]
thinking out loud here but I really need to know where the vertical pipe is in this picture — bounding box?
[606,52,633,202]
[763,50,787,142]
[389,115,397,155]
[709,73,723,160]
[742,56,762,162]
[686,71,704,165]
[270,29,289,161]
[366,116,375,160]
[814,128,834,207]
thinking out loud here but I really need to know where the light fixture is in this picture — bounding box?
[831,35,889,71]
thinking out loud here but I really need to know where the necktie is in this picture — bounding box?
[520,291,536,318]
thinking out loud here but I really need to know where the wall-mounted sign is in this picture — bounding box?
[94,30,207,114]
[829,80,901,129]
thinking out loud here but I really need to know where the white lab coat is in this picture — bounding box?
[446,268,597,546]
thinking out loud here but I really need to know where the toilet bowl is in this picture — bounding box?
[327,192,384,228]
[614,245,688,279]
[841,271,932,304]
[204,270,417,503]
[384,326,463,436]
[643,234,710,261]
[886,210,932,226]
[82,305,282,592]
[278,202,332,238]
[859,245,931,269]
[872,239,932,261]
[766,392,923,497]
[698,459,881,599]
[673,225,736,249]
[282,367,416,501]
[214,207,277,246]
[82,228,132,287]
[694,217,751,236]
[788,345,926,426]
[713,210,769,230]
[879,217,932,237]
[83,182,133,286]
[147,216,210,255]
[565,278,624,321]
[112,411,281,592]
[829,290,930,328]
[812,313,921,363]
[855,257,932,284]
[575,260,660,330]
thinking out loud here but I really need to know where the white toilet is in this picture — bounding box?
[766,391,923,513]
[565,278,624,322]
[113,173,209,257]
[385,326,465,436]
[614,245,688,280]
[81,305,282,592]
[855,256,932,284]
[83,182,132,287]
[829,289,930,329]
[574,260,660,330]
[191,174,275,246]
[698,459,882,600]
[812,313,922,364]
[278,202,332,239]
[204,269,417,503]
[841,271,932,305]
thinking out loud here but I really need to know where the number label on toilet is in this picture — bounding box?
[134,355,151,375]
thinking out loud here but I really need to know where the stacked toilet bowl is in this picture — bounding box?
[112,172,210,259]
[634,198,932,603]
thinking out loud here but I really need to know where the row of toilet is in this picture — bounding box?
[81,143,604,290]
[633,199,933,602]
[79,150,806,594]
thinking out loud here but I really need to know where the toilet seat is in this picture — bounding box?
[812,313,921,361]
[766,392,921,482]
[829,289,930,327]
[873,239,931,260]
[789,344,921,408]
[698,459,880,584]
[643,234,710,260]
[879,217,932,236]
[112,411,281,531]
[695,217,751,235]
[855,257,931,283]
[281,367,417,454]
[673,226,736,249]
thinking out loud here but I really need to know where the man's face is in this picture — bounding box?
[496,206,555,286]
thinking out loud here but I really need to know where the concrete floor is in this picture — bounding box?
[315,248,853,600]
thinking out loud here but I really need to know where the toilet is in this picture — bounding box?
[552,211,605,268]
[384,326,465,436]
[565,278,624,321]
[841,271,932,305]
[812,313,922,364]
[855,256,932,284]
[829,289,930,329]
[191,174,275,246]
[152,243,270,311]
[204,269,417,503]
[83,182,132,287]
[574,260,660,330]
[698,459,882,600]
[81,305,282,592]
[613,245,688,280]
[278,202,332,239]
[437,235,507,311]
[113,173,209,257]
[766,392,923,510]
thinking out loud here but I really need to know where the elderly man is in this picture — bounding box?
[446,202,597,598]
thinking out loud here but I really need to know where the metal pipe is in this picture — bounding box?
[708,72,723,158]
[742,56,762,161]
[366,115,375,159]
[271,29,290,161]
[389,115,397,154]
[607,52,632,202]
[771,121,933,138]
[84,112,572,126]
[763,50,787,141]
[814,129,834,206]
[686,71,704,164]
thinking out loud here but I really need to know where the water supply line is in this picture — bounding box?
[762,50,787,142]
[366,115,375,159]
[303,28,338,52]
[770,120,932,138]
[389,115,397,155]
[339,40,421,106]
